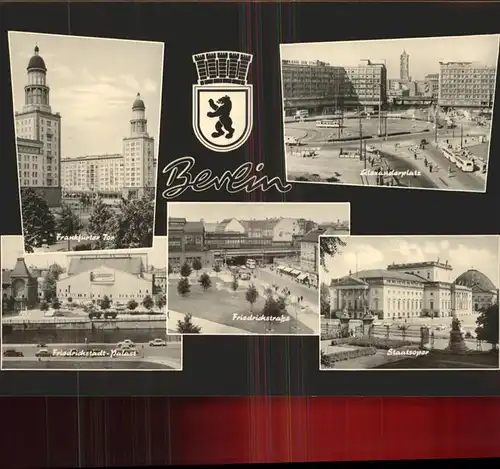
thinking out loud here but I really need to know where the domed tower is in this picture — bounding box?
[122,93,155,198]
[23,45,51,114]
[130,93,148,136]
[15,45,62,207]
[454,269,498,311]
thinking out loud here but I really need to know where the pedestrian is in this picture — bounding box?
[424,158,428,167]
[429,163,433,173]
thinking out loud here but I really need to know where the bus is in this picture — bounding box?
[294,109,309,121]
[246,258,256,269]
[441,148,457,164]
[316,119,341,128]
[454,153,474,172]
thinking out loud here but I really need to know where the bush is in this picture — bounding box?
[346,337,414,350]
[326,347,377,363]
[330,337,353,346]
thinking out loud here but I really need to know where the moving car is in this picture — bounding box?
[36,342,47,348]
[366,145,377,153]
[149,338,167,347]
[35,348,52,358]
[117,339,135,349]
[3,349,24,357]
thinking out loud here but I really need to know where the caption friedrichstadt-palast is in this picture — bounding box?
[10,32,162,253]
[281,34,498,191]
[319,236,499,370]
[1,235,182,370]
[167,203,350,335]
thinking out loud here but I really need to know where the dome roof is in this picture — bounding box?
[132,93,145,110]
[454,269,497,292]
[27,46,47,72]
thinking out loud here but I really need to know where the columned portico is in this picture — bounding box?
[330,276,370,319]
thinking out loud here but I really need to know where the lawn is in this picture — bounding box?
[168,279,313,334]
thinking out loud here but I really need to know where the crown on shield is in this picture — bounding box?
[193,51,253,86]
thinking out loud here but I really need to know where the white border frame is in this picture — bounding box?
[279,34,500,194]
[0,234,183,372]
[317,234,500,371]
[166,201,351,336]
[8,31,165,255]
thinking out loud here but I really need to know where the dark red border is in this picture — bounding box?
[1,397,500,467]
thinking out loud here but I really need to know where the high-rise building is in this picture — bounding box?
[61,93,157,198]
[281,60,387,110]
[438,61,496,108]
[122,93,156,198]
[15,46,62,207]
[400,50,410,83]
[424,73,439,97]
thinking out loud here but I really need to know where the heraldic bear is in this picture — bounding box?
[207,96,235,139]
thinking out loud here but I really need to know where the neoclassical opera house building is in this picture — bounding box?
[328,260,498,320]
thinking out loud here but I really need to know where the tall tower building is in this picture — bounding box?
[122,93,155,199]
[15,45,62,207]
[400,49,410,83]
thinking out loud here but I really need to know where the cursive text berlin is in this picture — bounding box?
[162,156,292,199]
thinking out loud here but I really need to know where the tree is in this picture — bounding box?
[156,294,166,310]
[42,263,64,301]
[57,203,83,251]
[51,297,61,310]
[180,261,192,278]
[112,192,154,249]
[176,313,202,333]
[320,237,348,271]
[87,198,116,250]
[142,295,154,311]
[320,282,331,317]
[177,277,191,297]
[3,296,15,313]
[192,258,202,274]
[245,284,259,311]
[198,272,212,291]
[127,299,138,311]
[262,295,287,320]
[476,303,499,349]
[264,287,274,298]
[20,188,57,252]
[100,295,111,311]
[213,264,221,273]
[168,263,173,275]
[67,297,73,304]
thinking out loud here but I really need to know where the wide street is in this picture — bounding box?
[285,119,488,190]
[1,342,182,369]
[254,266,319,332]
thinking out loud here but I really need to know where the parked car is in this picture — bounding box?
[149,338,167,347]
[37,342,47,348]
[35,349,52,358]
[3,349,24,357]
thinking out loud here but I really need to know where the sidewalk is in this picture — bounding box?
[286,147,378,186]
[167,310,248,334]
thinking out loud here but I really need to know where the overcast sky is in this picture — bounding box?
[9,31,164,159]
[1,236,167,271]
[321,236,499,288]
[168,202,350,224]
[281,34,499,81]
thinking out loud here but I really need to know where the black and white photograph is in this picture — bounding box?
[167,202,350,335]
[319,235,499,370]
[280,34,499,192]
[9,31,164,254]
[1,235,182,371]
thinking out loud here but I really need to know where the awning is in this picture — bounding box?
[297,273,309,281]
